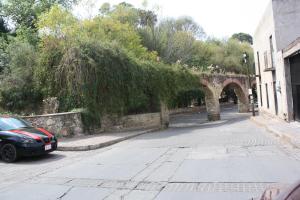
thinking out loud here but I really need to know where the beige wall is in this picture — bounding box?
[253,0,300,121]
[273,0,300,51]
[254,2,279,118]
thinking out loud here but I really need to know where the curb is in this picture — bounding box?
[250,117,300,148]
[57,128,161,151]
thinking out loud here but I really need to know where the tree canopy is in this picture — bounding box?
[231,32,253,45]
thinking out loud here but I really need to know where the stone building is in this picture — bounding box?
[253,0,300,122]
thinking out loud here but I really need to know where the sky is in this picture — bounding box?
[73,0,270,39]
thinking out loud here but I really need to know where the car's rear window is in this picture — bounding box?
[0,118,32,131]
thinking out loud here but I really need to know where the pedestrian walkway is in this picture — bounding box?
[58,128,159,151]
[251,115,300,148]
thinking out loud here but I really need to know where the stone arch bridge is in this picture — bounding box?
[199,74,256,121]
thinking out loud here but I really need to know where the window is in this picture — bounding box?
[257,52,260,75]
[265,83,269,109]
[273,81,278,115]
[269,35,275,68]
[259,84,263,106]
[264,51,268,69]
[0,118,32,131]
[257,51,262,83]
[257,51,261,76]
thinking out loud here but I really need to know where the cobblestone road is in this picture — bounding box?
[1,106,300,200]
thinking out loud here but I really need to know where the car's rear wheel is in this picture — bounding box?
[1,143,17,163]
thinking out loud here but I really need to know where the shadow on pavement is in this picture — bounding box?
[131,104,252,141]
[170,114,250,130]
[0,153,66,165]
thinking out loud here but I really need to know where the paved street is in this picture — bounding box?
[1,105,300,200]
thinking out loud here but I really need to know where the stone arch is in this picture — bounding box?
[200,80,221,121]
[221,79,249,113]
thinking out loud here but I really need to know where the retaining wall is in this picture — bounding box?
[101,112,162,132]
[22,112,84,138]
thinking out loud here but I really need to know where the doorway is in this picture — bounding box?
[290,54,300,121]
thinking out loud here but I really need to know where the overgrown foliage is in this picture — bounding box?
[0,41,42,113]
[39,39,199,115]
[34,5,200,125]
[171,89,205,108]
[0,1,254,122]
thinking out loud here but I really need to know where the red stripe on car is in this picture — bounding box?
[10,130,42,141]
[37,128,53,138]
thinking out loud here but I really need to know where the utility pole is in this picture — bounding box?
[243,52,255,116]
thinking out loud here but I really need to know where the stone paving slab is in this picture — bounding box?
[155,191,262,200]
[251,115,300,148]
[171,157,300,183]
[58,128,159,151]
[24,177,272,193]
[60,187,114,200]
[0,183,72,200]
[43,163,148,180]
[164,182,280,193]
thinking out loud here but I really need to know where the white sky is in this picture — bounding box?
[74,0,270,39]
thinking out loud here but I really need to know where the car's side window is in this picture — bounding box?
[287,186,300,200]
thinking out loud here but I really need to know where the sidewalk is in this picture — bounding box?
[57,128,159,151]
[251,115,300,148]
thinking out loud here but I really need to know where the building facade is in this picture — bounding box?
[253,0,300,122]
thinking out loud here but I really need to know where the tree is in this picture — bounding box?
[202,38,254,74]
[0,18,9,35]
[138,9,157,27]
[0,37,9,73]
[38,5,79,39]
[2,0,77,44]
[163,31,195,63]
[3,0,77,26]
[0,41,42,113]
[103,2,140,26]
[174,16,205,39]
[187,40,213,70]
[139,17,205,64]
[231,33,253,45]
[99,2,111,16]
[0,2,9,37]
[99,2,158,29]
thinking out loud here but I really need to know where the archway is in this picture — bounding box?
[220,80,249,113]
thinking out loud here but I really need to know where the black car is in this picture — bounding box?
[0,117,57,162]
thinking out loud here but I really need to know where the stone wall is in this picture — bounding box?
[21,103,171,137]
[170,106,205,115]
[101,112,162,132]
[22,112,84,138]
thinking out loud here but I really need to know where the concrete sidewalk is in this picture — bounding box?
[251,115,300,148]
[57,128,159,151]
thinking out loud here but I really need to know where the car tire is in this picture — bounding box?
[1,143,18,163]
